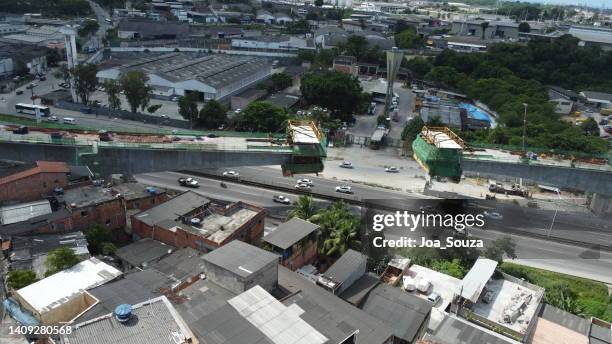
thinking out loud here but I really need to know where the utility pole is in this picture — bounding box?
[522,103,528,153]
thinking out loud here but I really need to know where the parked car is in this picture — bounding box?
[25,83,37,89]
[170,96,178,102]
[335,185,353,194]
[385,166,399,173]
[223,170,239,178]
[273,195,291,204]
[427,292,441,305]
[604,125,612,134]
[339,161,353,169]
[599,119,608,125]
[178,177,199,188]
[206,133,218,138]
[12,126,28,135]
[15,90,24,95]
[297,178,313,186]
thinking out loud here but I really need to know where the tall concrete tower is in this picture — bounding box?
[60,26,78,102]
[385,47,404,111]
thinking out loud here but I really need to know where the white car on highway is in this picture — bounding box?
[47,115,59,122]
[222,170,239,178]
[297,178,313,186]
[339,161,353,169]
[483,211,503,220]
[385,166,399,173]
[295,183,311,191]
[335,185,353,194]
[273,195,291,204]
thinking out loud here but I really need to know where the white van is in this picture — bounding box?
[62,117,76,124]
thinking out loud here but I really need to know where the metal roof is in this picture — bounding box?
[228,286,328,344]
[17,258,122,314]
[429,315,515,344]
[149,247,204,282]
[114,53,269,89]
[79,269,175,322]
[61,296,196,344]
[322,249,367,285]
[134,191,210,227]
[458,257,498,303]
[339,273,381,306]
[203,240,279,278]
[263,218,319,250]
[115,238,172,267]
[360,284,432,343]
[0,200,51,225]
[279,266,395,344]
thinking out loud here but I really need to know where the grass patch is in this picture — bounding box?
[500,262,612,321]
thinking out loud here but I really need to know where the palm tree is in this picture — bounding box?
[288,195,317,220]
[322,219,361,257]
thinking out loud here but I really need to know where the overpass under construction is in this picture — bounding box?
[0,121,327,177]
[412,126,612,195]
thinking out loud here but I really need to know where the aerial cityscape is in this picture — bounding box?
[0,0,610,343]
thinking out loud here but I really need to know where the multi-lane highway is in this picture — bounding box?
[135,169,612,284]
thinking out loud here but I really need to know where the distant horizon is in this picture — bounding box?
[509,0,609,8]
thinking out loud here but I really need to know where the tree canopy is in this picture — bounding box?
[178,93,200,125]
[7,269,38,290]
[301,71,366,121]
[71,64,98,105]
[45,247,80,276]
[427,36,611,154]
[199,100,227,128]
[395,27,424,49]
[234,101,287,132]
[85,224,114,255]
[120,71,152,113]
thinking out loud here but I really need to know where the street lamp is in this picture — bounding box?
[522,103,528,153]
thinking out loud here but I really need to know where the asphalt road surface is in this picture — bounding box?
[137,170,612,284]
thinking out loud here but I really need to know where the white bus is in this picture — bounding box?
[15,103,51,116]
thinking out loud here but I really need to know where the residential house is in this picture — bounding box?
[13,257,122,324]
[262,217,318,270]
[130,191,266,251]
[0,161,69,203]
[114,238,172,271]
[60,296,197,344]
[316,249,368,295]
[62,185,127,237]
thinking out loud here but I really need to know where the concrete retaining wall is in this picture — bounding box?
[463,160,612,195]
[0,141,291,177]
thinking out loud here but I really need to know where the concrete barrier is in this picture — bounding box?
[463,159,612,195]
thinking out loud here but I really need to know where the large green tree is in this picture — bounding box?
[268,73,293,92]
[178,93,200,126]
[199,100,227,128]
[103,79,121,115]
[71,64,98,104]
[401,116,425,142]
[235,101,287,132]
[301,71,365,121]
[45,247,80,276]
[7,269,38,290]
[120,71,152,113]
[395,27,423,49]
[85,224,113,255]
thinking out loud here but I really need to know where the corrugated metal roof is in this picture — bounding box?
[203,240,279,278]
[228,286,328,344]
[459,257,498,303]
[134,191,210,227]
[62,296,196,344]
[0,200,52,225]
[115,238,172,268]
[263,218,319,250]
[322,249,367,285]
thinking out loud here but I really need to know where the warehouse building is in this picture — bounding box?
[97,53,271,101]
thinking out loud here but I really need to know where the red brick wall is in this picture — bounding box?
[0,172,68,203]
[282,240,318,271]
[69,199,126,238]
[125,193,168,211]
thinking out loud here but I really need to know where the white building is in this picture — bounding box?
[231,35,308,51]
[13,258,122,324]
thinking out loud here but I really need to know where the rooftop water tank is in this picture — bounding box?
[114,304,133,323]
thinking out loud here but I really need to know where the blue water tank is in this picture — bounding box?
[114,304,133,322]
